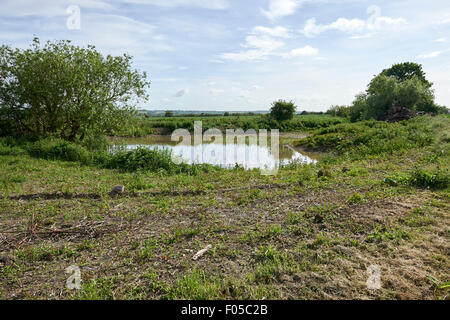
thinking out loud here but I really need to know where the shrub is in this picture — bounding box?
[26,138,92,164]
[0,139,26,156]
[104,147,210,175]
[270,100,297,121]
[81,135,110,151]
[105,147,174,172]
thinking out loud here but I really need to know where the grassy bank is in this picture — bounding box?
[0,115,448,300]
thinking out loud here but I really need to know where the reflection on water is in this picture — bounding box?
[113,136,317,170]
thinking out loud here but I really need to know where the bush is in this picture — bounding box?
[26,138,93,164]
[105,147,174,172]
[270,100,297,121]
[104,147,211,175]
[81,135,110,151]
[0,139,26,156]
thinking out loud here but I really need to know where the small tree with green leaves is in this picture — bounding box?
[346,62,439,121]
[0,38,150,140]
[270,100,297,121]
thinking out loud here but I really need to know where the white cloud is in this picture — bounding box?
[418,51,442,59]
[435,37,448,43]
[302,6,407,38]
[261,0,304,21]
[173,88,189,97]
[243,35,285,51]
[251,26,292,38]
[303,17,366,37]
[219,26,289,62]
[288,45,319,57]
[123,0,229,10]
[220,50,271,62]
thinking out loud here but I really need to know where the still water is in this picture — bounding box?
[113,136,317,170]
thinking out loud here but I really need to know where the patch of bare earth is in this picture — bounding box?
[1,185,448,300]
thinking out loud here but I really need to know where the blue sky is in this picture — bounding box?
[1,0,449,111]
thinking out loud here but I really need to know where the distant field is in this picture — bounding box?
[117,114,347,137]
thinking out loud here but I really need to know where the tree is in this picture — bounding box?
[395,76,437,113]
[165,110,174,117]
[348,93,368,122]
[345,62,439,121]
[270,100,297,121]
[364,75,397,120]
[0,38,150,140]
[380,62,432,88]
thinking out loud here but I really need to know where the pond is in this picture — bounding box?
[112,135,317,170]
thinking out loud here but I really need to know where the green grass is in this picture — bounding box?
[0,114,448,300]
[297,115,449,158]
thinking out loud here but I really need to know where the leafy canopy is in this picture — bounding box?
[338,62,440,122]
[380,62,432,88]
[0,38,150,140]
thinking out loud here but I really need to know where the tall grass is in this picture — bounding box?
[296,115,445,157]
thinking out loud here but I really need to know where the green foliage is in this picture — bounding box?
[105,147,175,172]
[0,139,26,156]
[346,192,365,205]
[326,105,351,118]
[297,115,445,158]
[385,166,449,190]
[105,147,210,175]
[367,225,409,243]
[0,38,149,140]
[364,75,397,120]
[380,62,432,88]
[165,111,174,117]
[81,134,111,152]
[408,167,449,190]
[270,100,297,121]
[337,62,440,122]
[26,138,93,164]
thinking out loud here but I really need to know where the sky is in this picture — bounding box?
[0,0,449,112]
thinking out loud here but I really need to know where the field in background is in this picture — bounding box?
[118,114,347,136]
